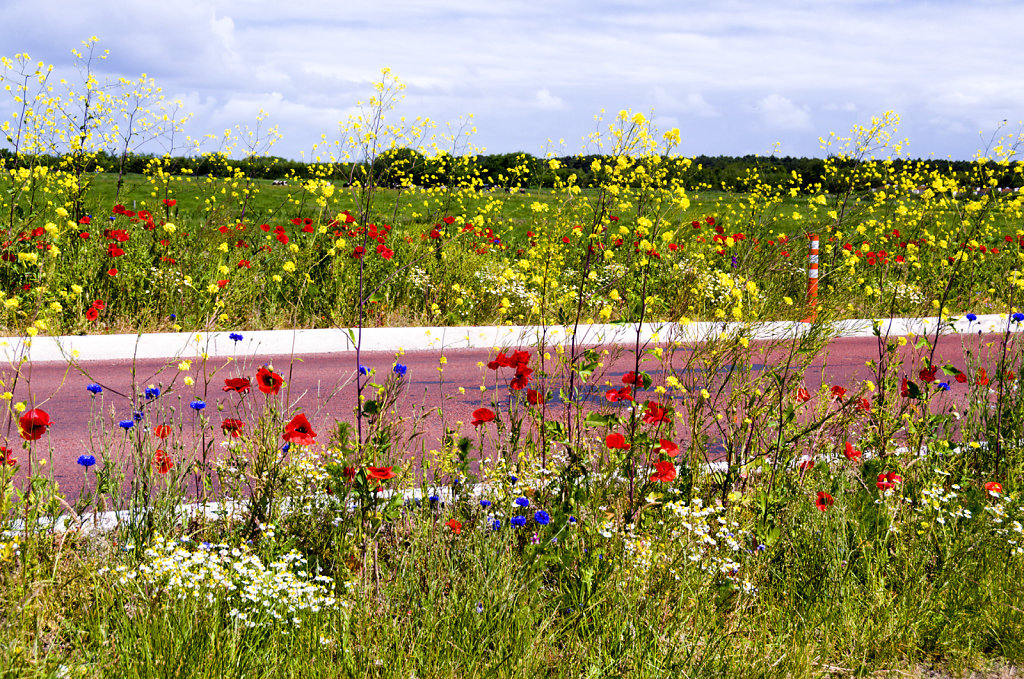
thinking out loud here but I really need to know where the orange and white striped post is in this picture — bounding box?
[801,232,819,322]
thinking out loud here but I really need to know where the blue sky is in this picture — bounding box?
[2,0,1022,160]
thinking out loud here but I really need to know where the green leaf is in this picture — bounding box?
[584,412,620,427]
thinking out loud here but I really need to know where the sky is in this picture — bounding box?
[1,0,1022,161]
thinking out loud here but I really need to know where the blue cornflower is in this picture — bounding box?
[281,442,290,453]
[190,399,206,411]
[170,314,177,321]
[514,496,530,508]
[491,519,502,531]
[1013,312,1024,323]
[568,515,577,524]
[86,383,102,395]
[428,494,440,504]
[145,386,160,399]
[229,332,243,342]
[510,515,527,528]
[509,475,518,485]
[133,411,144,421]
[938,382,950,391]
[119,419,134,430]
[359,365,369,376]
[966,313,978,322]
[393,363,408,377]
[77,454,96,468]
[479,500,492,509]
[534,510,551,525]
[731,255,738,268]
[476,602,484,614]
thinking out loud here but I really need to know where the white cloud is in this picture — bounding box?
[535,89,567,111]
[756,94,812,130]
[653,88,717,117]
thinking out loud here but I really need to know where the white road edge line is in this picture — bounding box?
[1,314,1018,364]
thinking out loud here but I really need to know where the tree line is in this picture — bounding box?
[2,147,1020,194]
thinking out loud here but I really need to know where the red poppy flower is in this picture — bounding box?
[815,491,834,511]
[919,366,937,383]
[857,397,871,411]
[985,481,1002,494]
[18,408,51,441]
[283,413,317,446]
[487,352,511,370]
[163,199,176,207]
[650,460,677,483]
[977,368,989,386]
[85,307,99,321]
[843,441,862,461]
[445,519,462,535]
[471,407,495,427]
[642,401,670,425]
[605,433,630,450]
[526,389,545,405]
[153,449,174,474]
[510,366,532,390]
[107,268,118,277]
[799,457,815,471]
[223,377,251,393]
[154,424,171,439]
[366,466,396,481]
[256,366,284,394]
[605,386,633,403]
[955,373,967,383]
[876,471,902,490]
[92,300,105,310]
[622,371,645,387]
[342,466,356,482]
[656,439,679,456]
[796,387,811,403]
[221,418,245,437]
[830,385,847,400]
[376,243,393,259]
[0,447,15,466]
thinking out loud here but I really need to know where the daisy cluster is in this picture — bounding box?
[985,493,1024,557]
[99,535,341,629]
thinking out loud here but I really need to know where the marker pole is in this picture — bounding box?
[802,232,819,323]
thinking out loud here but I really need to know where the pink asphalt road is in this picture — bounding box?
[3,332,1012,501]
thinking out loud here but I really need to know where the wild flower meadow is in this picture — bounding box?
[0,41,1023,677]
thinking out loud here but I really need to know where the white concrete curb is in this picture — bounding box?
[0,314,1018,364]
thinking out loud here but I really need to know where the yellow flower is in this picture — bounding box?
[283,261,296,273]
